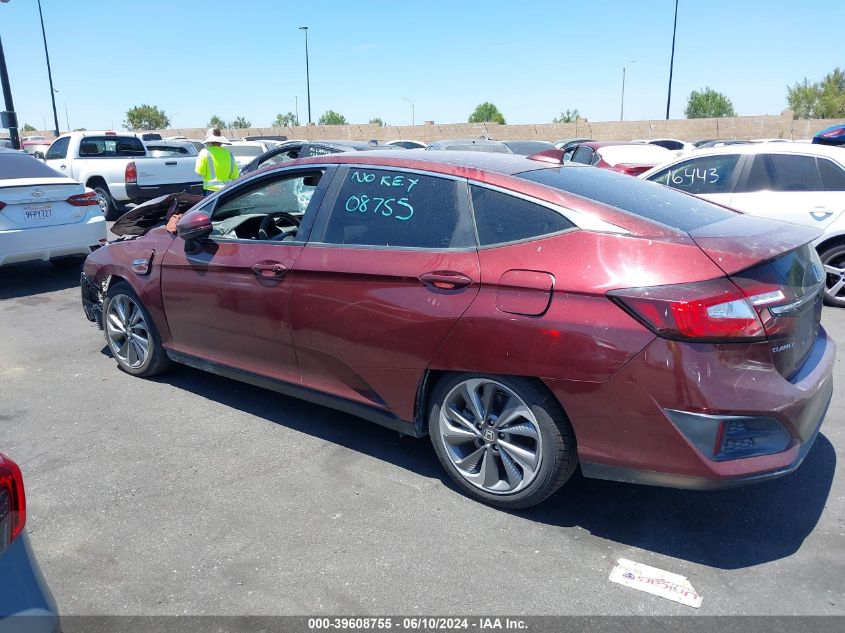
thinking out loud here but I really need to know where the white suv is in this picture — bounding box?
[641,143,845,307]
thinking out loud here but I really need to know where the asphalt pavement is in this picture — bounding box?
[0,260,843,616]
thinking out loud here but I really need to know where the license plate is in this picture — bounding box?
[23,204,52,221]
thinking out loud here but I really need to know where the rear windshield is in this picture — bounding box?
[0,151,66,179]
[78,136,146,157]
[229,145,264,157]
[518,166,738,232]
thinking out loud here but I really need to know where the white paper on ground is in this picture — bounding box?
[608,558,703,608]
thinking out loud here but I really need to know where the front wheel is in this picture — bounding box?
[102,282,170,376]
[428,374,577,509]
[820,243,845,308]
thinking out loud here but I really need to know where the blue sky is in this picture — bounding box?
[1,0,842,131]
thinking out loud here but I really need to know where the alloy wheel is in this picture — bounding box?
[438,378,543,495]
[105,294,150,369]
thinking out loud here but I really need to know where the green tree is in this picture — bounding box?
[21,123,37,132]
[684,87,736,118]
[208,115,227,129]
[787,68,845,119]
[368,117,385,126]
[318,110,348,125]
[123,104,170,130]
[468,102,506,125]
[553,109,580,123]
[230,116,251,129]
[273,112,299,127]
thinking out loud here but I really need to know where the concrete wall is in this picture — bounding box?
[23,112,845,143]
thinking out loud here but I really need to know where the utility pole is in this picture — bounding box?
[37,0,60,136]
[0,34,19,149]
[299,27,312,124]
[666,0,679,120]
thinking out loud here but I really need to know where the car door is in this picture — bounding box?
[645,153,744,207]
[290,165,480,420]
[44,136,70,175]
[159,166,335,384]
[729,153,845,230]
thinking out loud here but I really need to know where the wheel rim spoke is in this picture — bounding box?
[824,264,843,276]
[462,380,485,422]
[454,446,486,472]
[498,440,538,478]
[480,447,499,489]
[827,278,845,298]
[444,404,481,437]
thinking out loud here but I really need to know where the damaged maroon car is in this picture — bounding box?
[81,150,835,509]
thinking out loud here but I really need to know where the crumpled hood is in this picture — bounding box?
[110,192,204,237]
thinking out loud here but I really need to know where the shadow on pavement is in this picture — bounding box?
[525,434,836,569]
[147,361,835,571]
[0,260,83,300]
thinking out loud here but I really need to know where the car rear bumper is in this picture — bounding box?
[126,181,203,203]
[546,326,836,489]
[0,214,106,266]
[0,532,60,631]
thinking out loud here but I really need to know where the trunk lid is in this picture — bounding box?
[0,180,90,229]
[689,214,825,379]
[132,156,201,187]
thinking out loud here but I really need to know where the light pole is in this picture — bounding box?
[403,97,415,126]
[295,95,299,126]
[620,60,634,121]
[37,0,59,136]
[666,0,679,120]
[299,26,311,124]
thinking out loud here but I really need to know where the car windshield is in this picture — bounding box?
[0,151,67,179]
[504,141,555,155]
[518,165,738,231]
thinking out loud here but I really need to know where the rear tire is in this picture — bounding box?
[820,243,845,308]
[428,373,577,509]
[102,281,170,377]
[94,185,120,221]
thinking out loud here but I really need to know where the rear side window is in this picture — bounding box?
[321,168,474,249]
[570,146,594,164]
[768,155,822,191]
[0,151,66,179]
[818,158,845,191]
[471,186,574,246]
[648,154,740,194]
[77,136,146,157]
[45,136,69,160]
[741,155,774,191]
[519,166,738,232]
[306,145,343,157]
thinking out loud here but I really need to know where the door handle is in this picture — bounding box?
[165,161,177,166]
[810,207,834,221]
[419,271,472,290]
[251,261,287,278]
[59,164,66,170]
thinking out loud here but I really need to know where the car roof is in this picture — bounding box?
[577,141,645,149]
[289,149,555,176]
[682,141,845,160]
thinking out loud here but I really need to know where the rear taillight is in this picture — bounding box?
[0,453,26,550]
[609,278,790,341]
[67,191,100,206]
[125,161,137,184]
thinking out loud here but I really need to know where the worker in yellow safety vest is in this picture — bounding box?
[195,128,239,195]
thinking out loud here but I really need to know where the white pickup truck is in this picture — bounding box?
[44,132,203,219]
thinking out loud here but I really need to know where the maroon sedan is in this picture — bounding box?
[81,149,835,509]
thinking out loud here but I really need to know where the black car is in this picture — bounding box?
[242,140,399,175]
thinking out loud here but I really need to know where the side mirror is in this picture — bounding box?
[34,151,45,160]
[176,210,213,241]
